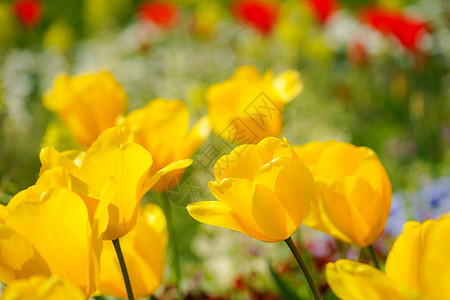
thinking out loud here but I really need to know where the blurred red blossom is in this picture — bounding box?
[12,0,41,27]
[232,0,279,35]
[138,1,179,28]
[347,38,368,66]
[305,0,338,25]
[361,7,429,51]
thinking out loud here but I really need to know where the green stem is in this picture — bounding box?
[162,193,183,300]
[112,239,135,300]
[367,245,380,270]
[284,237,321,300]
[336,240,346,259]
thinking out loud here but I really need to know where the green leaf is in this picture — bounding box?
[268,261,304,300]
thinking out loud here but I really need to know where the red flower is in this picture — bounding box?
[138,1,179,28]
[361,7,429,51]
[347,39,368,66]
[13,0,41,27]
[305,0,338,25]
[232,0,279,35]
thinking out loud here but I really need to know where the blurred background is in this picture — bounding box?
[0,0,448,298]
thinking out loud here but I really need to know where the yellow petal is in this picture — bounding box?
[273,70,303,103]
[100,204,168,298]
[315,142,366,182]
[271,158,314,233]
[421,216,450,299]
[183,116,211,158]
[187,201,258,238]
[385,221,423,289]
[43,71,128,147]
[326,259,414,300]
[206,66,291,145]
[251,183,287,241]
[213,144,272,181]
[292,140,337,175]
[81,142,152,239]
[84,126,134,160]
[141,159,192,196]
[250,157,314,241]
[123,98,189,169]
[39,147,83,179]
[207,179,270,241]
[4,188,99,297]
[0,275,86,300]
[0,224,51,284]
[386,217,450,299]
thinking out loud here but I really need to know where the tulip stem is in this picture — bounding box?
[367,245,380,269]
[284,237,321,300]
[162,193,183,300]
[112,239,135,300]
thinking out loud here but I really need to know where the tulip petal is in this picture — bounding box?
[315,143,365,182]
[385,220,440,296]
[81,143,152,239]
[183,116,211,158]
[187,201,264,239]
[100,204,168,298]
[84,126,134,160]
[421,216,450,299]
[272,158,314,231]
[251,183,288,241]
[207,179,274,241]
[39,147,83,179]
[273,70,303,103]
[141,159,193,197]
[0,275,86,300]
[43,71,128,147]
[5,188,98,297]
[326,259,412,300]
[0,224,51,284]
[320,180,369,245]
[213,144,272,181]
[292,140,337,175]
[124,98,189,168]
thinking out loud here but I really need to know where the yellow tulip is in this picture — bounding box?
[43,71,128,147]
[293,141,391,247]
[0,275,86,300]
[206,66,302,145]
[38,126,191,240]
[326,216,450,300]
[0,186,105,298]
[187,136,315,242]
[119,98,210,192]
[99,203,168,298]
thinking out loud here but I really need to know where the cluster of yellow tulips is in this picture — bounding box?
[1,66,447,300]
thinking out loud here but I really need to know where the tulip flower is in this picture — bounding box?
[12,0,41,28]
[138,1,179,28]
[119,98,210,192]
[207,66,302,145]
[232,0,279,35]
[188,136,320,299]
[361,7,429,52]
[39,126,191,240]
[43,71,128,147]
[187,136,314,242]
[99,203,168,298]
[0,275,85,300]
[0,184,106,298]
[326,215,450,299]
[305,0,338,25]
[293,141,391,247]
